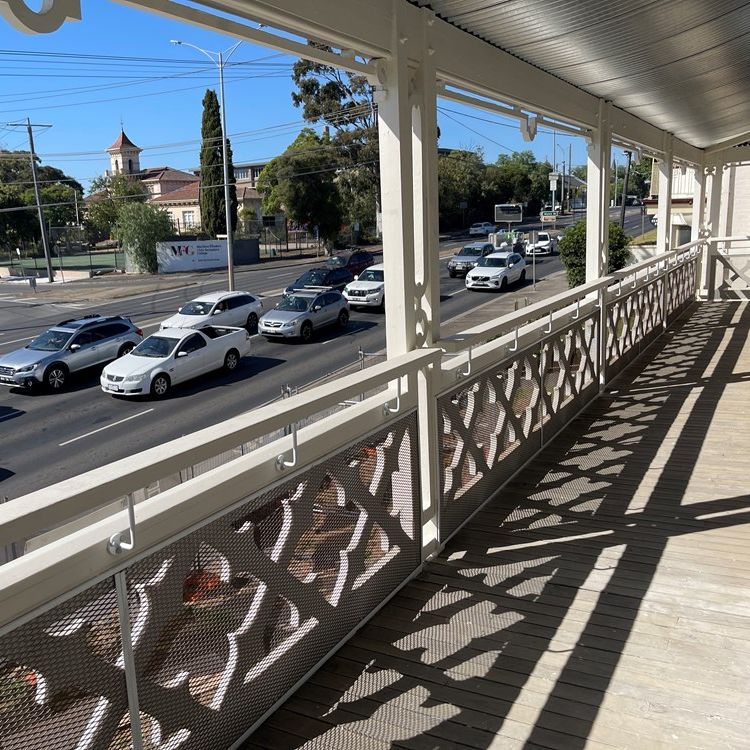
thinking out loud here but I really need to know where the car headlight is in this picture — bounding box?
[16,364,37,373]
[123,374,144,383]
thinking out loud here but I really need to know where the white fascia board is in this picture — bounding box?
[711,144,750,165]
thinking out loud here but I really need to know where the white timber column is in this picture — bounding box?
[719,161,736,237]
[375,4,417,357]
[410,10,440,346]
[656,134,673,253]
[585,99,612,282]
[690,164,706,242]
[701,161,724,299]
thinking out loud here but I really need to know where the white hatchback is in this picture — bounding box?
[160,291,263,331]
[465,251,526,291]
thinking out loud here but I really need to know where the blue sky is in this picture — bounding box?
[0,1,607,191]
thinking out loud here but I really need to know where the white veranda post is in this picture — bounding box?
[656,134,674,254]
[585,99,612,282]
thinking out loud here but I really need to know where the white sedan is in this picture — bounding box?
[160,291,263,331]
[465,251,526,291]
[101,326,251,398]
[468,221,496,237]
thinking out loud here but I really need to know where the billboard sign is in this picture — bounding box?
[156,240,227,273]
[494,203,523,223]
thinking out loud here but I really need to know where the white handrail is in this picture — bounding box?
[0,348,440,545]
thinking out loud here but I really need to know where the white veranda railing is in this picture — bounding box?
[0,241,702,750]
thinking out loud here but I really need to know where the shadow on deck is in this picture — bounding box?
[249,301,750,750]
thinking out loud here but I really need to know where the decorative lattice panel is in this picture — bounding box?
[667,258,698,318]
[606,277,664,367]
[439,349,542,538]
[0,579,131,750]
[540,312,599,435]
[124,413,420,750]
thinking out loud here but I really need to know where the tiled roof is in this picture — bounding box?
[106,130,140,153]
[150,181,200,204]
[141,168,197,183]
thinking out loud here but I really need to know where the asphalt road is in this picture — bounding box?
[0,207,645,499]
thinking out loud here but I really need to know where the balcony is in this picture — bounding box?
[2,240,748,748]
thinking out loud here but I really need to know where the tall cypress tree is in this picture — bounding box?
[199,89,237,237]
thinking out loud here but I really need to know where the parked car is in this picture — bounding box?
[465,251,526,291]
[259,288,350,342]
[528,231,556,255]
[0,314,143,391]
[447,243,494,277]
[284,267,354,296]
[343,263,385,309]
[100,325,251,398]
[160,291,263,331]
[468,221,496,237]
[325,249,375,277]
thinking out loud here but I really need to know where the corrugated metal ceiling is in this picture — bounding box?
[415,0,750,149]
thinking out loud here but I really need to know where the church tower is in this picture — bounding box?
[106,130,142,176]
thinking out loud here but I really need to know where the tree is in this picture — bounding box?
[558,219,631,287]
[291,44,379,228]
[438,149,485,229]
[199,89,237,238]
[257,129,343,244]
[86,174,147,241]
[113,202,173,274]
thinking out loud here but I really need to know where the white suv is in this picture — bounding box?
[343,263,385,310]
[160,291,263,331]
[469,221,496,237]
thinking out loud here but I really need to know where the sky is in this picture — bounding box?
[0,1,621,192]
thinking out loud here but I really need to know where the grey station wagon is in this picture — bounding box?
[0,314,143,391]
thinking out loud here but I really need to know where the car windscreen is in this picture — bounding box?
[358,269,384,282]
[460,246,484,257]
[27,329,73,351]
[538,234,550,242]
[276,295,312,312]
[477,257,507,268]
[132,336,179,358]
[326,256,347,268]
[179,300,213,316]
[295,269,328,286]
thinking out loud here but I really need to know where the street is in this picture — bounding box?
[0,208,645,499]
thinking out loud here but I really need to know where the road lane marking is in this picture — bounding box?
[0,335,34,345]
[266,273,296,279]
[446,288,468,297]
[59,408,154,447]
[260,288,284,297]
[140,295,178,306]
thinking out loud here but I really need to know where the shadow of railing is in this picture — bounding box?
[248,300,750,749]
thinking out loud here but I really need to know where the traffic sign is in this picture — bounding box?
[494,203,523,223]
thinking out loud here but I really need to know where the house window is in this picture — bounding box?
[182,211,195,227]
[128,158,133,172]
[235,168,249,180]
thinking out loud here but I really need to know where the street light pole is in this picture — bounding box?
[171,39,240,291]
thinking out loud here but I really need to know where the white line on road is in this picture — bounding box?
[0,335,33,345]
[59,409,154,447]
[140,295,178,306]
[260,289,284,297]
[266,273,296,279]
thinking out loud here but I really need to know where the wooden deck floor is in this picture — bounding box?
[249,301,750,750]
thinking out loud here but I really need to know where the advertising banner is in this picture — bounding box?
[156,240,227,273]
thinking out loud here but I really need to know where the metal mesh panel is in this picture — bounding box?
[606,277,664,369]
[439,348,542,538]
[0,579,130,750]
[124,412,420,750]
[667,258,697,319]
[540,311,599,436]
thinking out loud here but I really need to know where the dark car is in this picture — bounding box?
[325,250,375,277]
[284,266,354,296]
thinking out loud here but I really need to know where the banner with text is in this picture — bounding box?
[156,240,227,273]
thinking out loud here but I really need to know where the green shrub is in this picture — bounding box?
[558,220,631,287]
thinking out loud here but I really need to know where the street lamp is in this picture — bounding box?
[171,38,241,290]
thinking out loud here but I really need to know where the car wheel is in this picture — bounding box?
[300,321,313,342]
[519,269,526,284]
[44,363,68,392]
[245,312,258,332]
[150,373,170,398]
[379,296,386,313]
[500,277,508,292]
[338,309,350,329]
[118,342,135,358]
[223,349,240,371]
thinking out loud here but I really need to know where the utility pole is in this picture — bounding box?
[6,119,54,281]
[620,149,633,228]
